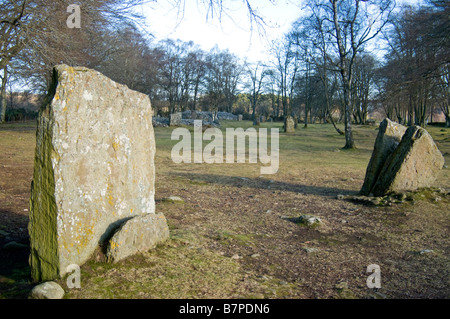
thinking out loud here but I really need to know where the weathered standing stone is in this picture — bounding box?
[169,112,182,126]
[238,114,243,121]
[106,213,169,263]
[284,116,295,133]
[360,119,407,195]
[371,125,445,196]
[29,65,159,282]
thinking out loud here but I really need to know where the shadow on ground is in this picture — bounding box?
[169,172,355,197]
[0,209,32,299]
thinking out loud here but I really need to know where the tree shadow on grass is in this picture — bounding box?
[169,172,356,198]
[0,209,32,299]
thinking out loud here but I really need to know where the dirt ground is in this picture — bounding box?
[0,120,449,299]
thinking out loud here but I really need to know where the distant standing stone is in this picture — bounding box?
[169,112,182,126]
[284,116,295,133]
[29,281,65,299]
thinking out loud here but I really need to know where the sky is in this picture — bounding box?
[139,0,424,64]
[140,0,306,63]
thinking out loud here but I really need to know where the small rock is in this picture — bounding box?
[231,254,242,260]
[334,282,348,290]
[162,196,184,203]
[341,219,348,224]
[298,215,322,227]
[370,198,381,206]
[264,210,272,214]
[368,292,388,299]
[250,253,260,258]
[337,194,345,200]
[418,249,434,255]
[303,247,319,253]
[29,281,65,299]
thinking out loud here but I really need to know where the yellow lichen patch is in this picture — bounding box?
[109,240,119,250]
[112,141,119,152]
[108,196,115,207]
[106,183,116,207]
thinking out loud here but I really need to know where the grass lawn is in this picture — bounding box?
[0,120,449,299]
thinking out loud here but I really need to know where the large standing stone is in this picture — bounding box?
[371,125,445,196]
[284,116,295,133]
[360,119,407,195]
[29,65,158,282]
[106,213,169,263]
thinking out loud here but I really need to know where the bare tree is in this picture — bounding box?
[0,0,148,122]
[245,62,269,125]
[305,0,394,148]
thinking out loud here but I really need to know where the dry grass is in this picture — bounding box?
[0,120,449,299]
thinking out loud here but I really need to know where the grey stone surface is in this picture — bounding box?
[162,196,184,203]
[284,116,295,133]
[371,125,445,196]
[297,215,322,227]
[169,112,182,126]
[29,281,65,299]
[29,65,156,282]
[106,213,169,263]
[360,119,407,195]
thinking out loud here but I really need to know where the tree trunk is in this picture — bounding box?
[343,80,355,149]
[0,65,7,123]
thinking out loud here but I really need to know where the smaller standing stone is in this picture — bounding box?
[371,126,445,196]
[284,116,295,133]
[106,213,169,263]
[169,112,182,126]
[238,114,243,121]
[29,281,65,299]
[360,119,407,195]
